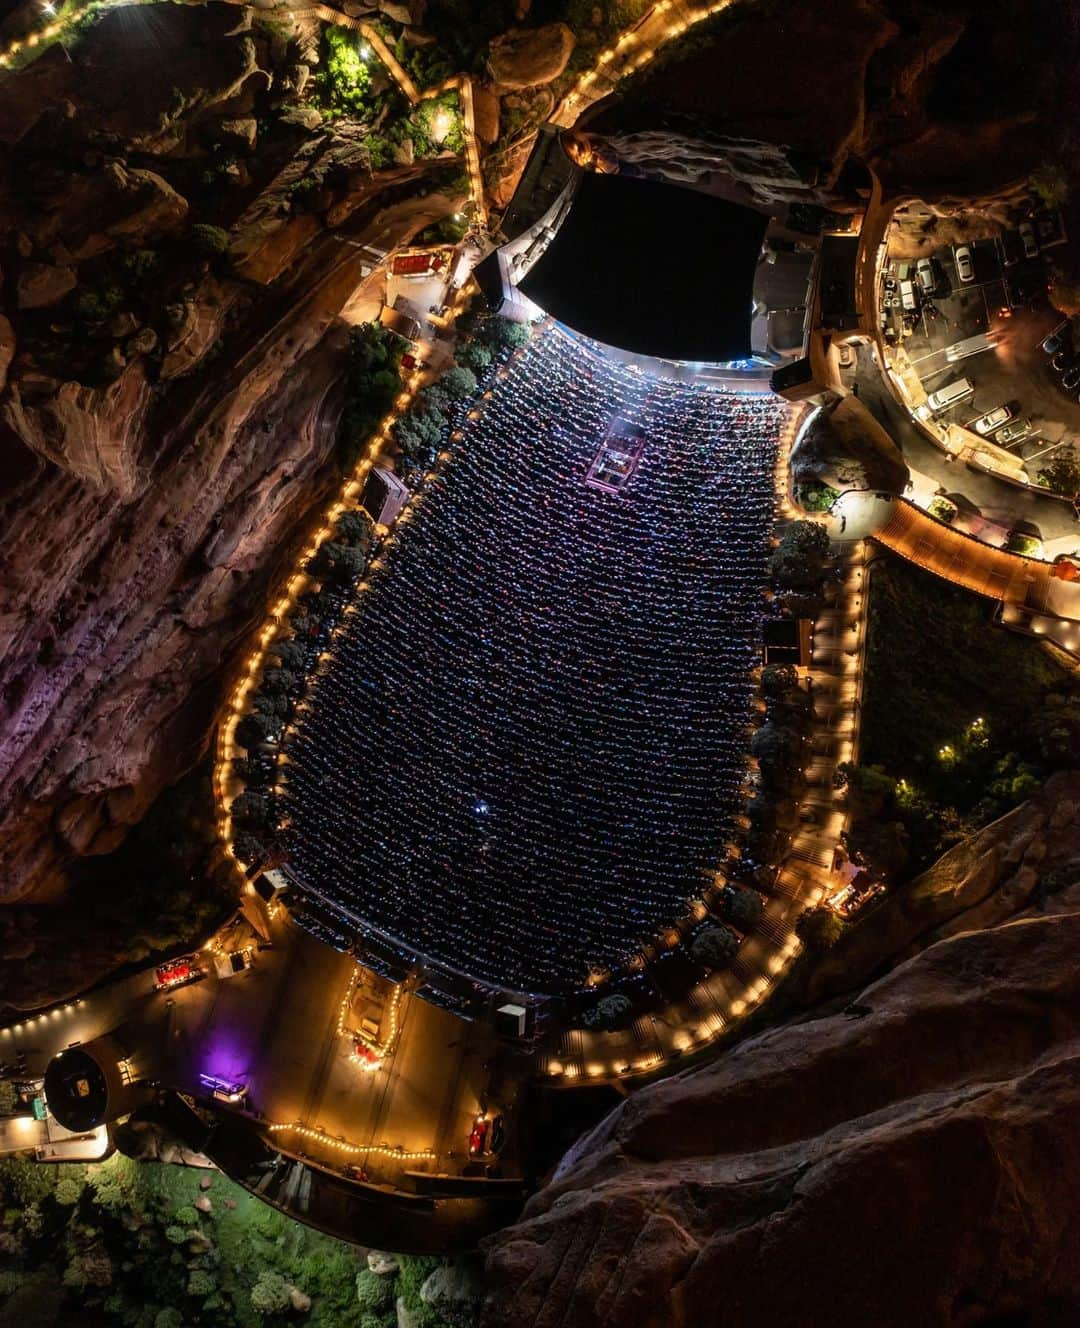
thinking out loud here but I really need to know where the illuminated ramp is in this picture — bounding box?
[874,500,1053,608]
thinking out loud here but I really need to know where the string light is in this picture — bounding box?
[267,1121,435,1161]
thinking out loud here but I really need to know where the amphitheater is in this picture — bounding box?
[278,323,789,997]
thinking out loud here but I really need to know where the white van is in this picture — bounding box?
[899,279,919,312]
[926,377,974,412]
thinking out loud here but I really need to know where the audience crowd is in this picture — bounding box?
[278,325,789,993]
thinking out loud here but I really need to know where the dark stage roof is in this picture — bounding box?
[519,172,767,361]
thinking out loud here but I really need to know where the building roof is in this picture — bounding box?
[519,171,767,361]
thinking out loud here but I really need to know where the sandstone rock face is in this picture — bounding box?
[16,261,77,309]
[27,163,189,263]
[483,888,1080,1328]
[487,23,575,91]
[0,9,464,904]
[584,0,1080,207]
[790,393,910,498]
[470,84,501,146]
[0,316,14,394]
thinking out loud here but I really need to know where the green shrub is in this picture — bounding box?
[251,1269,292,1314]
[316,26,376,117]
[187,224,229,259]
[187,1269,215,1297]
[356,1269,395,1313]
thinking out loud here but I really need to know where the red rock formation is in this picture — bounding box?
[0,6,463,901]
[482,777,1080,1327]
[484,910,1080,1327]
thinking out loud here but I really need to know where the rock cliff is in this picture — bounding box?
[0,3,462,902]
[482,774,1080,1328]
[580,0,1080,209]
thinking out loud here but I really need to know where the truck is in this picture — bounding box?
[944,332,995,362]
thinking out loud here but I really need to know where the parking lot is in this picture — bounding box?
[881,234,1080,483]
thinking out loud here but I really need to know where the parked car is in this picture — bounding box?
[1063,365,1080,392]
[1051,347,1075,373]
[1042,321,1070,355]
[927,377,975,412]
[972,405,1013,435]
[1019,221,1039,259]
[916,257,938,295]
[953,245,975,283]
[996,418,1032,446]
[899,279,919,312]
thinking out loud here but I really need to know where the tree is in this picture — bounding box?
[456,340,492,373]
[336,509,374,549]
[751,721,803,781]
[439,365,476,400]
[260,668,296,698]
[394,406,443,459]
[188,224,230,259]
[486,316,530,349]
[417,383,451,414]
[581,993,633,1030]
[795,904,843,952]
[251,1270,293,1314]
[761,664,798,698]
[1037,451,1080,495]
[722,886,764,932]
[253,690,289,719]
[231,792,269,828]
[356,1269,395,1314]
[236,711,277,751]
[769,520,833,592]
[187,1270,215,1297]
[690,925,740,970]
[269,639,307,670]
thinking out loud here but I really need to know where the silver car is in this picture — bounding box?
[972,404,1013,435]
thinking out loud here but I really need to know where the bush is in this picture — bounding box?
[54,1175,84,1206]
[356,1269,395,1314]
[187,1269,214,1297]
[690,924,739,970]
[927,495,957,524]
[1036,451,1080,495]
[580,993,633,1030]
[251,1269,293,1314]
[187,224,229,259]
